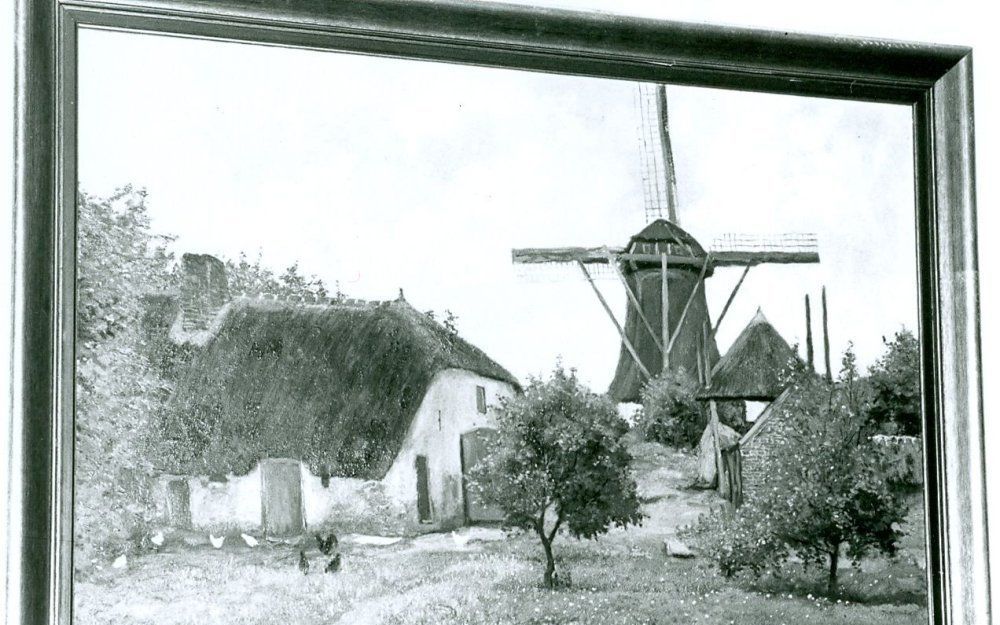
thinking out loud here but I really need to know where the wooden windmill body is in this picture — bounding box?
[512,84,820,402]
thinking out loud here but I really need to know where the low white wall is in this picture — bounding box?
[188,466,262,531]
[300,469,408,530]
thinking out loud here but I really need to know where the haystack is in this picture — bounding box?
[699,308,797,402]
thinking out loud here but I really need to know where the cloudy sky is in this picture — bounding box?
[77,28,917,393]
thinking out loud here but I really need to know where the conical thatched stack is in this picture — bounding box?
[699,308,798,402]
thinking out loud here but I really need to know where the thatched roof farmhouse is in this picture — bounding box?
[155,254,519,534]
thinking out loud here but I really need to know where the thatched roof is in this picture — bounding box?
[699,309,797,401]
[165,296,518,479]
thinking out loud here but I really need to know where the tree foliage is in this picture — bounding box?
[867,329,921,436]
[469,365,643,588]
[685,349,907,596]
[75,186,176,562]
[636,369,704,448]
[225,251,331,301]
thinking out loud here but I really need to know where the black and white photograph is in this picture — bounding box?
[3,2,994,625]
[71,26,929,625]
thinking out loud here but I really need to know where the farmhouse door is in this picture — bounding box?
[415,455,432,522]
[261,458,304,536]
[460,428,505,523]
[165,478,191,528]
[722,446,743,508]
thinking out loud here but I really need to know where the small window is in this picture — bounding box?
[476,385,487,413]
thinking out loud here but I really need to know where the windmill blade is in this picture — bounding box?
[636,83,681,224]
[709,233,820,266]
[512,246,623,264]
[512,258,617,282]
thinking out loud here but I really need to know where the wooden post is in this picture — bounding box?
[605,251,663,353]
[665,255,711,356]
[704,321,726,498]
[805,294,815,371]
[577,261,652,380]
[661,252,669,373]
[822,286,832,382]
[710,264,752,339]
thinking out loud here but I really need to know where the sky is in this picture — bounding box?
[77,28,918,393]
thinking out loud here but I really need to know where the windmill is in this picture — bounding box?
[512,84,821,403]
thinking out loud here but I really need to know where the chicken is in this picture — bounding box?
[324,553,342,574]
[298,550,310,575]
[450,530,471,549]
[209,533,225,549]
[111,554,127,569]
[240,533,259,547]
[150,531,165,548]
[315,532,338,556]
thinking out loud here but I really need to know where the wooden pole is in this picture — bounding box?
[605,251,663,353]
[822,286,832,382]
[710,264,752,338]
[577,261,652,380]
[655,85,679,224]
[704,321,726,498]
[665,255,711,356]
[805,294,815,371]
[661,252,669,373]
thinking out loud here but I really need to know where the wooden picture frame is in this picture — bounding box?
[10,1,987,623]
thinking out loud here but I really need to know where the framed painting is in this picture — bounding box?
[9,1,987,624]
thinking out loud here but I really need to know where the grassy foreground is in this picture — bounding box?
[74,443,927,625]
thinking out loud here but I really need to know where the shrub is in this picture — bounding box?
[867,329,921,436]
[636,369,704,448]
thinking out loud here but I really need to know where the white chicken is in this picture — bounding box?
[450,530,471,549]
[150,531,165,547]
[209,533,226,549]
[111,554,127,569]
[240,533,259,547]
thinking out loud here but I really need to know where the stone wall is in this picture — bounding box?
[739,408,796,500]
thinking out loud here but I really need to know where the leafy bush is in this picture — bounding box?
[469,364,643,588]
[684,352,907,596]
[636,369,704,448]
[867,329,920,436]
[75,187,175,563]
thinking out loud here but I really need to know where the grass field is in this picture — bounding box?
[74,441,927,625]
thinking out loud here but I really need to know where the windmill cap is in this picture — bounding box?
[628,219,706,255]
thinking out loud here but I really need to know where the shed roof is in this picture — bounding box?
[699,308,798,401]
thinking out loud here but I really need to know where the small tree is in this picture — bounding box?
[470,365,643,588]
[867,328,921,436]
[686,353,906,596]
[637,368,704,448]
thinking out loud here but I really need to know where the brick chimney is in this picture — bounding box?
[180,253,230,331]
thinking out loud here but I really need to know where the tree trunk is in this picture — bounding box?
[540,533,556,589]
[827,546,840,596]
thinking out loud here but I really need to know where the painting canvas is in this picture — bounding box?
[72,27,929,624]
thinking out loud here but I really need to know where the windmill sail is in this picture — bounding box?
[636,84,680,224]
